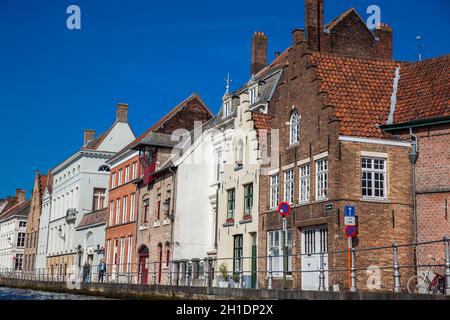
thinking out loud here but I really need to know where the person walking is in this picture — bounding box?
[97,258,107,283]
[82,260,91,283]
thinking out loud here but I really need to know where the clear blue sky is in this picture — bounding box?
[0,0,449,198]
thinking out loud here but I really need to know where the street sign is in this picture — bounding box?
[278,202,291,217]
[345,216,356,226]
[325,203,333,212]
[344,205,356,217]
[345,225,357,237]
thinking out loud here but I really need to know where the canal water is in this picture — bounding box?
[0,286,110,300]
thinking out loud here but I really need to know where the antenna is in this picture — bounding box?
[416,35,423,62]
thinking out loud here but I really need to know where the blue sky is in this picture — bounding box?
[0,0,449,198]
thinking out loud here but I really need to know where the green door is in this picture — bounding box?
[251,235,257,288]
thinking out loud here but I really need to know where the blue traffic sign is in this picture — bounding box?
[344,205,356,217]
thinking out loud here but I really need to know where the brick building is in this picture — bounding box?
[23,171,47,272]
[105,93,212,284]
[258,0,417,292]
[380,55,450,271]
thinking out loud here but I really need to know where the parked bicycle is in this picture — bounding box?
[407,257,445,294]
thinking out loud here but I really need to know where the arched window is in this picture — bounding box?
[98,165,110,172]
[290,111,300,145]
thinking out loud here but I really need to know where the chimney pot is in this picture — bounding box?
[274,51,281,58]
[84,129,96,146]
[251,31,268,76]
[117,103,128,123]
[15,189,26,203]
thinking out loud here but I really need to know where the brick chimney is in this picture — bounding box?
[116,103,128,123]
[292,28,305,45]
[373,23,393,59]
[84,129,96,146]
[251,31,268,76]
[15,189,26,203]
[305,0,324,51]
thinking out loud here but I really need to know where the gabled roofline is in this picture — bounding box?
[380,116,450,131]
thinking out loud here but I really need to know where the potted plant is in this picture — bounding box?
[231,272,240,288]
[218,263,229,288]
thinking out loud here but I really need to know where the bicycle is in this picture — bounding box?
[407,257,445,294]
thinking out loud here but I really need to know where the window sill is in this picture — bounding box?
[153,221,161,228]
[287,142,299,150]
[139,223,149,231]
[234,164,243,171]
[223,219,235,227]
[361,197,388,202]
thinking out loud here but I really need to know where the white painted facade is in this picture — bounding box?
[39,113,135,271]
[0,205,29,270]
[36,187,51,270]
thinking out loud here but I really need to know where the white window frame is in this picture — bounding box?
[361,157,387,200]
[299,164,310,203]
[130,193,136,221]
[126,236,132,273]
[118,169,123,186]
[249,85,258,105]
[115,199,120,225]
[119,238,125,273]
[269,174,280,209]
[267,229,293,278]
[111,172,116,188]
[122,196,128,224]
[109,201,114,226]
[289,111,300,145]
[284,170,294,204]
[132,162,138,180]
[125,166,130,183]
[223,100,232,118]
[315,158,328,200]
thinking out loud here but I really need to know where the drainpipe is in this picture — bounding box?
[408,128,419,269]
[169,167,177,260]
[214,185,220,250]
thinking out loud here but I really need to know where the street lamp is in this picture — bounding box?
[57,226,65,240]
[409,128,419,274]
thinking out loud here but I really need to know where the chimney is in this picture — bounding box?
[251,31,268,76]
[274,51,281,58]
[116,103,128,123]
[15,189,26,203]
[305,0,324,51]
[84,129,96,146]
[373,23,393,59]
[292,28,305,45]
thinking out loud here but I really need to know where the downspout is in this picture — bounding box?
[409,128,419,267]
[169,167,176,262]
[214,185,219,250]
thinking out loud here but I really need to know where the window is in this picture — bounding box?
[267,229,293,277]
[115,199,120,225]
[118,169,123,185]
[132,162,138,180]
[143,199,149,223]
[19,221,26,228]
[249,86,257,105]
[111,173,117,188]
[125,166,130,183]
[284,170,294,204]
[14,254,23,271]
[130,193,136,221]
[233,235,243,273]
[109,201,114,226]
[156,194,161,220]
[244,184,253,214]
[289,111,300,145]
[299,164,310,203]
[361,157,386,199]
[17,233,25,247]
[119,238,125,273]
[227,189,235,220]
[315,158,328,200]
[270,174,279,208]
[122,196,128,223]
[92,188,106,211]
[126,236,132,273]
[99,165,110,172]
[216,151,222,182]
[223,101,232,118]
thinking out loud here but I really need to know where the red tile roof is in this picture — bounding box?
[76,209,107,229]
[393,54,450,124]
[111,93,210,160]
[311,52,402,138]
[0,200,30,221]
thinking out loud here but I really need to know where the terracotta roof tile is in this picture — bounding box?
[0,200,30,221]
[311,52,402,138]
[394,54,450,124]
[76,209,107,229]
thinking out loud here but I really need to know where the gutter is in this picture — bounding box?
[380,116,450,132]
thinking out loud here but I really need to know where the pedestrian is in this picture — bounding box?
[97,258,107,283]
[82,260,91,283]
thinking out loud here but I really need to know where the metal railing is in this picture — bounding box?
[1,237,449,295]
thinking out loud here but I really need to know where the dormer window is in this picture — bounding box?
[223,100,232,118]
[249,85,258,105]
